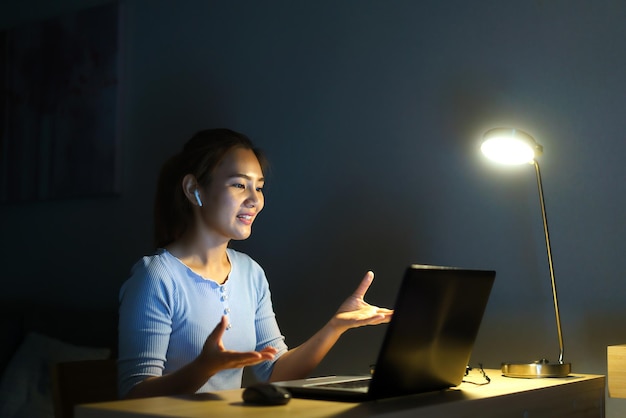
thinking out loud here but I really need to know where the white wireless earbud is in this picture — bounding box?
[194,189,203,207]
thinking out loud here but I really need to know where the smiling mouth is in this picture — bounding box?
[237,215,253,221]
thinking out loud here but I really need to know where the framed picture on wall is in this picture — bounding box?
[0,2,120,203]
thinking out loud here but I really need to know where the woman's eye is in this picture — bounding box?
[233,183,245,189]
[256,187,264,192]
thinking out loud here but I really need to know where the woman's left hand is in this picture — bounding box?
[331,271,393,333]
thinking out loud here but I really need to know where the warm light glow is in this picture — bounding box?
[481,128,542,165]
[481,137,535,164]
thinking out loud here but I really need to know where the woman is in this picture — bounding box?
[118,129,392,399]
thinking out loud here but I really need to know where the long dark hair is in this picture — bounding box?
[153,129,267,248]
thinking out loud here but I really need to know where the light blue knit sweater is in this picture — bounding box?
[117,248,287,397]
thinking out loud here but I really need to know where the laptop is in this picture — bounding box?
[274,264,495,401]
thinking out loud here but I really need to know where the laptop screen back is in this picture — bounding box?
[368,265,495,399]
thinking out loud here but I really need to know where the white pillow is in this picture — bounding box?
[0,332,111,418]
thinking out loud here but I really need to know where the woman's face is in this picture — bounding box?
[199,147,265,242]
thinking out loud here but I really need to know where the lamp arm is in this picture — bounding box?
[533,160,565,364]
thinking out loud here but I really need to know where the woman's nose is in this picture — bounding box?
[245,190,261,208]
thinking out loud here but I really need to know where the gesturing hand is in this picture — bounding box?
[199,316,277,375]
[331,271,393,333]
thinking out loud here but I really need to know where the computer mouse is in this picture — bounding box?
[242,382,292,405]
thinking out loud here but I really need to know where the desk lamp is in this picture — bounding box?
[481,127,571,378]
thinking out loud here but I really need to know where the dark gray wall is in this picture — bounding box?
[2,0,625,415]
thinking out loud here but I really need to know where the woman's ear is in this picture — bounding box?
[182,174,202,207]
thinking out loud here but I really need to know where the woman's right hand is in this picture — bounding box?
[125,316,275,399]
[197,316,278,375]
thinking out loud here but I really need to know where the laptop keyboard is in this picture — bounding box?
[313,378,371,389]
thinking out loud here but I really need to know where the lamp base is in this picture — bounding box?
[501,359,571,378]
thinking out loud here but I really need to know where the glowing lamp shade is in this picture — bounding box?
[481,128,543,165]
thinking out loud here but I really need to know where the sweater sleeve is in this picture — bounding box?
[117,256,175,398]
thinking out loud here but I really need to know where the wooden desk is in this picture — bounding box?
[76,370,605,418]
